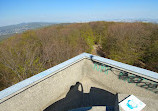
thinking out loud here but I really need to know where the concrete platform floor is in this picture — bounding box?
[44,82,118,111]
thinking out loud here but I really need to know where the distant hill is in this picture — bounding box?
[0,22,58,36]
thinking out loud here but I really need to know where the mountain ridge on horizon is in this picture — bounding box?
[1,18,158,27]
[0,22,58,37]
[0,19,158,41]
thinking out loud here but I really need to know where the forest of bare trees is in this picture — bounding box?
[0,21,158,90]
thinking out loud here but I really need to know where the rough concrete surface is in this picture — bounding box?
[0,57,157,111]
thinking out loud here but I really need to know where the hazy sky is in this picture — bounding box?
[0,0,158,26]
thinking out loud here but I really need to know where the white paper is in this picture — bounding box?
[119,95,146,111]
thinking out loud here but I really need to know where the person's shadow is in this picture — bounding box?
[44,82,119,111]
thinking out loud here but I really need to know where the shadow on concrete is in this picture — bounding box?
[44,82,119,111]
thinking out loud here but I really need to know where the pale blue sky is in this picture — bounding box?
[0,0,158,26]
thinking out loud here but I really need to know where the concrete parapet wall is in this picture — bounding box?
[0,53,157,111]
[0,59,85,111]
[83,59,158,99]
